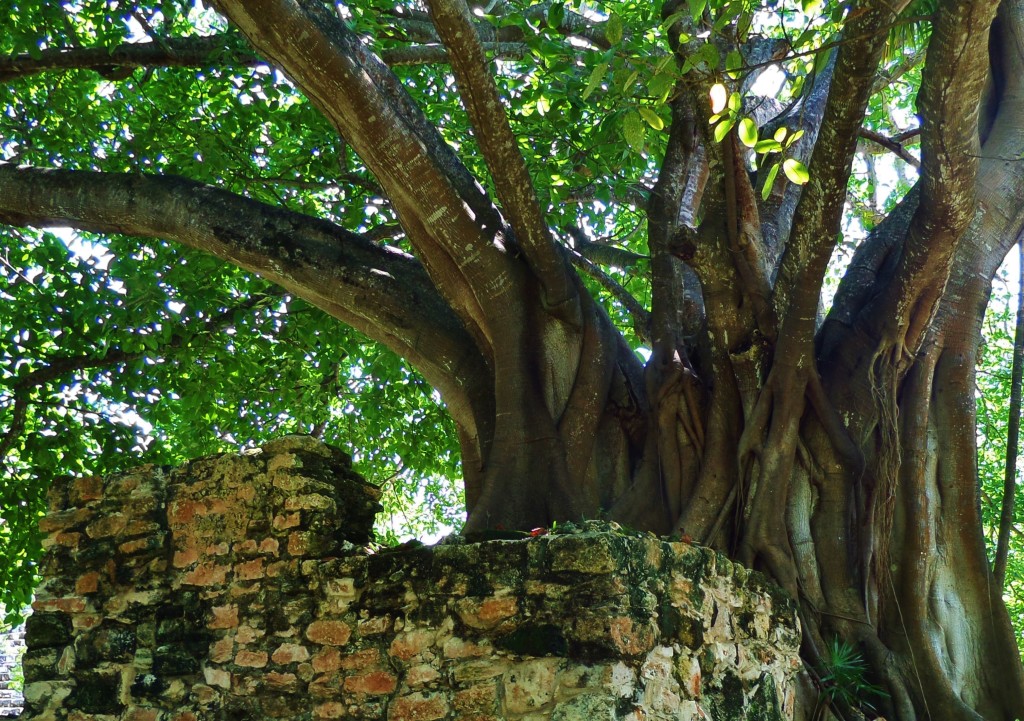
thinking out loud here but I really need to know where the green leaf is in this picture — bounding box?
[774,127,788,143]
[736,11,753,40]
[710,83,727,113]
[738,118,758,147]
[582,62,609,100]
[606,13,624,45]
[623,110,646,151]
[761,162,781,199]
[547,2,565,29]
[726,51,742,71]
[688,0,708,20]
[620,70,639,93]
[795,27,817,47]
[638,107,665,131]
[728,92,742,113]
[700,43,720,69]
[783,158,810,184]
[754,139,782,153]
[713,116,736,143]
[648,73,676,102]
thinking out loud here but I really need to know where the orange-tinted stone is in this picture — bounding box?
[75,572,100,595]
[344,670,397,696]
[234,649,268,668]
[305,620,351,646]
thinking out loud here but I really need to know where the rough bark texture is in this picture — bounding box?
[2,0,1024,718]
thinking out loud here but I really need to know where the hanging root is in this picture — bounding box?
[866,342,905,598]
[737,382,773,522]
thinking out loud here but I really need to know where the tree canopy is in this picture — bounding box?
[2,0,1024,718]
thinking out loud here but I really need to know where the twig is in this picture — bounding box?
[567,248,651,343]
[858,127,921,167]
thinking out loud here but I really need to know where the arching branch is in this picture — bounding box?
[772,0,913,338]
[0,34,258,81]
[214,0,515,357]
[0,163,491,431]
[0,34,531,82]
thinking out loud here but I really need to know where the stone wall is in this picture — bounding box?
[23,436,802,721]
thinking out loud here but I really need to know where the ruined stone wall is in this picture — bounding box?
[23,437,801,721]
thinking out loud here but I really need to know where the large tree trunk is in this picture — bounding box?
[2,0,1024,718]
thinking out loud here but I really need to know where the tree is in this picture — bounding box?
[1,0,1023,717]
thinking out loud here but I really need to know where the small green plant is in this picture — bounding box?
[814,638,888,720]
[7,645,24,693]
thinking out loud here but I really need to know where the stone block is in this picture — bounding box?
[388,691,449,721]
[305,620,352,646]
[25,613,72,650]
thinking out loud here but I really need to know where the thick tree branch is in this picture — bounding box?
[392,2,612,50]
[571,238,648,270]
[0,164,490,431]
[772,0,912,338]
[214,0,516,357]
[427,0,579,318]
[0,34,531,82]
[759,50,836,268]
[0,34,257,81]
[871,0,1000,355]
[382,41,529,66]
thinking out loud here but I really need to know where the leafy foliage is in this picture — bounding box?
[817,638,888,717]
[978,260,1024,650]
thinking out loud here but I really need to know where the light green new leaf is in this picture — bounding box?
[783,158,810,184]
[738,118,758,148]
[762,162,781,199]
[714,116,736,143]
[726,50,743,78]
[639,107,665,131]
[754,139,782,154]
